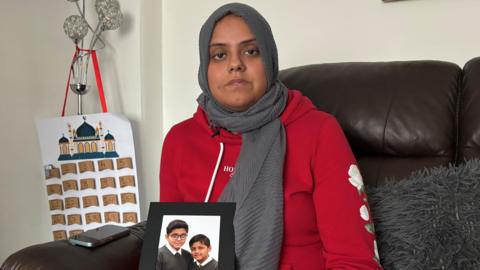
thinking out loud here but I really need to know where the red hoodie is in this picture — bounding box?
[160,90,382,270]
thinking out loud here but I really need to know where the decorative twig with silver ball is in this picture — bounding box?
[62,0,123,114]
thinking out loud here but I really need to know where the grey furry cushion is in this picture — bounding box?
[367,159,480,270]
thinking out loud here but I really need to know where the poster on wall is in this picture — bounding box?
[36,112,141,240]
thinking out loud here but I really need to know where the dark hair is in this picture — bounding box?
[166,219,189,234]
[189,234,211,247]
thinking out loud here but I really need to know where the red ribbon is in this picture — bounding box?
[61,46,108,117]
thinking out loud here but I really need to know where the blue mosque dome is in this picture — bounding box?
[59,135,69,143]
[76,121,96,138]
[104,133,115,140]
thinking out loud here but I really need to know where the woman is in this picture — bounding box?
[160,3,381,270]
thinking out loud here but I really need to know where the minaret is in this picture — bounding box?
[99,121,104,138]
[67,123,72,139]
[67,123,74,155]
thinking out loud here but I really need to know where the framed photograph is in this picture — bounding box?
[139,202,235,270]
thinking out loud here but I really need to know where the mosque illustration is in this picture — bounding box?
[58,116,119,161]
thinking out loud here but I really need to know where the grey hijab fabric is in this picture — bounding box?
[196,3,288,270]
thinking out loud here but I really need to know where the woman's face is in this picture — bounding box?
[207,15,267,112]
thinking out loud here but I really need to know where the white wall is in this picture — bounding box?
[140,0,163,225]
[1,0,76,262]
[162,0,480,133]
[2,0,480,264]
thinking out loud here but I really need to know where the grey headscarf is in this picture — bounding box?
[196,3,288,270]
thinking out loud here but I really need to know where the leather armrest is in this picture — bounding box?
[1,222,145,270]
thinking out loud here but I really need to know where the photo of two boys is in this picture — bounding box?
[157,219,218,270]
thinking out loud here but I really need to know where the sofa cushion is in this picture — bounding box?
[280,61,461,185]
[367,159,480,269]
[459,57,480,162]
[1,222,145,270]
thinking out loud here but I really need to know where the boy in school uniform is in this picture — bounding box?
[189,234,218,270]
[157,220,193,270]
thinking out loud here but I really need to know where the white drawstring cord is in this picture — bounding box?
[204,142,224,202]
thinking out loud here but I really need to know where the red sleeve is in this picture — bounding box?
[313,116,382,269]
[159,127,184,202]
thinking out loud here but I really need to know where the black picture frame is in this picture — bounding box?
[139,202,235,270]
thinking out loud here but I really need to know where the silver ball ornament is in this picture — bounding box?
[95,0,123,31]
[63,15,89,43]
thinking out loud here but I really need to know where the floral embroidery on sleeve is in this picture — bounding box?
[348,164,365,194]
[360,205,370,221]
[348,164,381,265]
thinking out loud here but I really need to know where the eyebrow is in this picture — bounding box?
[209,38,257,48]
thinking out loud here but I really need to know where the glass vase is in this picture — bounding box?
[70,49,91,95]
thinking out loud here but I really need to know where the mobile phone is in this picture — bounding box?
[68,225,130,248]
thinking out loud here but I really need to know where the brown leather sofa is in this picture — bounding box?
[3,57,480,270]
[281,57,480,186]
